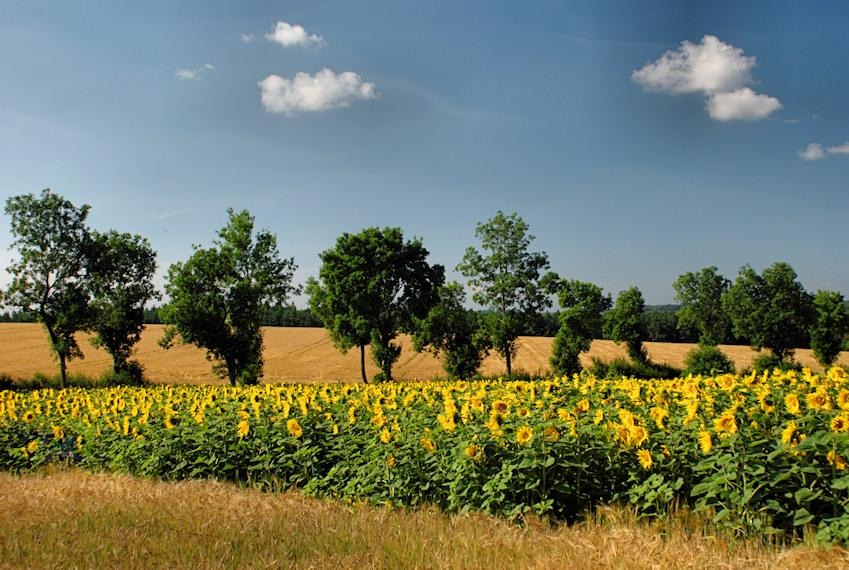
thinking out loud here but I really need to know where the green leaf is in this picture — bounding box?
[793,507,815,526]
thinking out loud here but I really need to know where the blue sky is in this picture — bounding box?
[1,1,847,307]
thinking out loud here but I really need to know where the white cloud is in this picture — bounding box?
[176,63,215,80]
[241,33,257,43]
[265,21,325,48]
[632,35,781,122]
[258,68,378,116]
[799,141,849,161]
[705,88,783,122]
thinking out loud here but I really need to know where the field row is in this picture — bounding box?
[3,367,849,543]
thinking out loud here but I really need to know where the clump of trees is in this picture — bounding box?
[3,189,158,387]
[159,209,299,386]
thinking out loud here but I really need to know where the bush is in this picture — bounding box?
[747,353,803,375]
[684,345,735,376]
[586,357,682,380]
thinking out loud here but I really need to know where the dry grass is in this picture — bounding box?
[1,323,847,385]
[1,469,848,569]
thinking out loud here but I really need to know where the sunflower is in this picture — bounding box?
[237,420,250,438]
[516,425,533,445]
[380,428,392,444]
[164,416,175,430]
[287,418,303,438]
[784,393,801,415]
[806,391,832,412]
[713,413,738,436]
[637,449,653,470]
[698,430,712,454]
[838,390,849,411]
[22,410,35,423]
[26,440,38,454]
[421,438,436,452]
[464,444,482,459]
[576,399,590,414]
[492,400,509,417]
[831,414,849,434]
[543,426,560,442]
[781,421,796,445]
[828,450,848,471]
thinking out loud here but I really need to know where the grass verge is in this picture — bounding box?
[1,468,848,569]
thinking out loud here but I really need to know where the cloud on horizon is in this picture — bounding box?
[632,35,782,122]
[799,141,849,161]
[265,21,325,48]
[258,68,378,116]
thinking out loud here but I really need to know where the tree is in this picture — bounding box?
[809,290,849,369]
[307,227,444,383]
[4,189,91,388]
[456,211,559,376]
[160,209,298,386]
[672,266,731,346]
[412,282,491,379]
[722,262,814,363]
[605,286,647,363]
[86,230,159,380]
[550,280,612,377]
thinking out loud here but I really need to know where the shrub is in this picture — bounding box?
[684,345,735,376]
[747,353,803,375]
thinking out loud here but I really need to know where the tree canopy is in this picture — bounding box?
[456,211,558,375]
[809,290,849,369]
[307,227,444,383]
[160,209,298,385]
[550,280,612,377]
[4,189,92,387]
[722,262,814,362]
[673,266,731,346]
[605,286,647,363]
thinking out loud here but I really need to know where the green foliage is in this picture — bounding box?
[722,262,814,363]
[307,227,444,383]
[86,230,159,375]
[748,353,803,375]
[4,189,92,388]
[605,287,648,363]
[684,345,736,376]
[809,290,849,369]
[160,209,298,386]
[412,282,491,379]
[586,356,682,380]
[456,211,559,376]
[550,280,611,377]
[673,266,731,346]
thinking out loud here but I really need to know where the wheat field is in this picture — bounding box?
[0,322,846,384]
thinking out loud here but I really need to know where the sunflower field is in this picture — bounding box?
[3,367,849,543]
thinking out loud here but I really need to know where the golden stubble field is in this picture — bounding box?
[0,322,847,384]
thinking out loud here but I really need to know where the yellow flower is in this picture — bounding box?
[576,399,590,414]
[287,418,303,438]
[781,421,797,445]
[516,425,533,445]
[22,411,35,423]
[464,444,482,459]
[237,410,250,420]
[828,450,847,471]
[380,428,392,444]
[164,416,175,430]
[698,430,712,454]
[831,414,849,433]
[386,455,395,468]
[661,444,671,457]
[837,390,849,410]
[543,426,560,442]
[713,413,738,436]
[52,425,64,440]
[637,449,653,470]
[628,425,649,448]
[437,413,456,432]
[421,438,436,452]
[517,407,531,419]
[26,440,38,454]
[237,420,250,438]
[784,393,801,415]
[806,390,832,412]
[593,409,604,425]
[492,400,509,417]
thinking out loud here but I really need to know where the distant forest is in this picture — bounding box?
[5,302,847,348]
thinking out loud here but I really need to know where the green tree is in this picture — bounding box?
[809,290,849,369]
[550,280,612,377]
[4,189,91,388]
[456,211,559,376]
[605,286,647,363]
[672,266,731,346]
[160,209,298,386]
[86,230,159,380]
[412,282,491,379]
[307,227,444,383]
[722,262,814,363]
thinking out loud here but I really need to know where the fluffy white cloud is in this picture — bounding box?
[176,63,215,80]
[265,21,325,48]
[258,68,378,116]
[706,88,783,121]
[799,141,849,161]
[632,35,754,95]
[632,35,781,122]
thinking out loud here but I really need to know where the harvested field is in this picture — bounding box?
[0,322,846,384]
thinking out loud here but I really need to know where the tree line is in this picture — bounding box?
[3,190,848,386]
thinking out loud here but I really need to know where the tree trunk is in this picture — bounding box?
[359,344,368,384]
[505,350,512,377]
[58,354,67,389]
